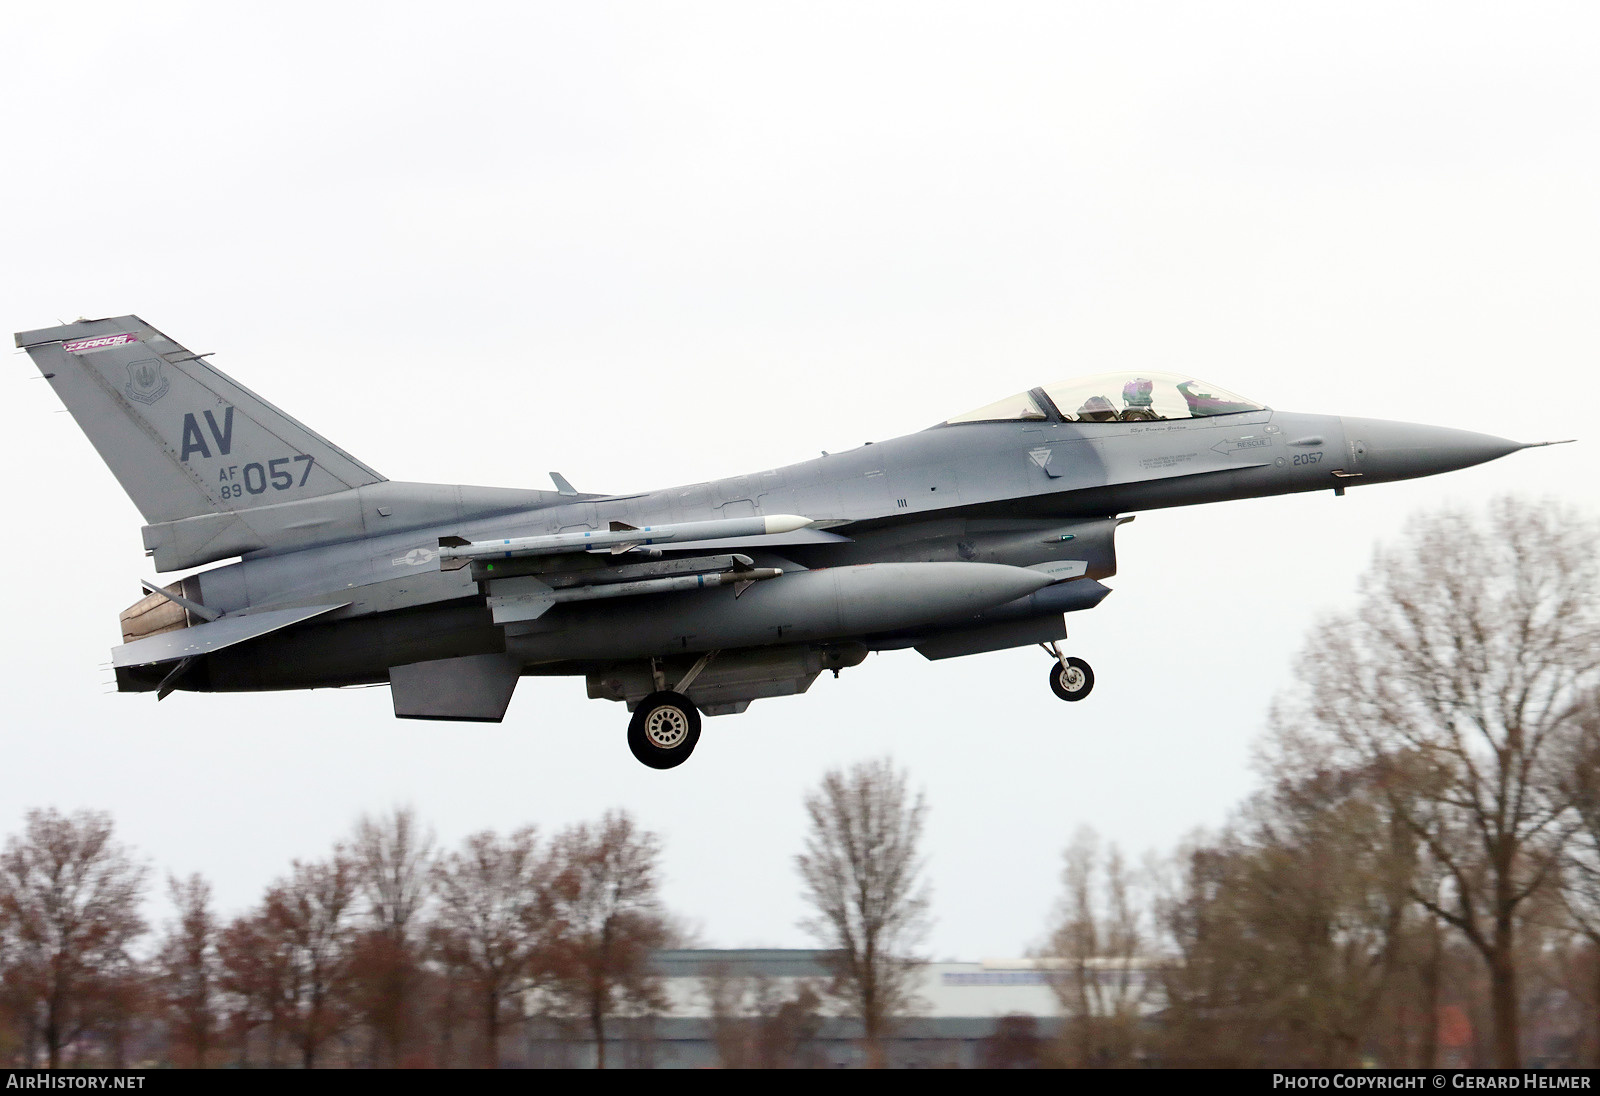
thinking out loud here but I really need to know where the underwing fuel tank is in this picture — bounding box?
[505,561,1057,662]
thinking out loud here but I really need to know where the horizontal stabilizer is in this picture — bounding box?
[111,603,346,668]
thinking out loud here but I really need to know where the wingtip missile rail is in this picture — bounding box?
[438,514,815,568]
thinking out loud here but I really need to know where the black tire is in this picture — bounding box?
[627,691,702,769]
[1048,657,1094,702]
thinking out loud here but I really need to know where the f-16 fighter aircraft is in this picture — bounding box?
[18,317,1568,768]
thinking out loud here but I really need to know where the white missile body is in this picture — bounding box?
[439,514,814,564]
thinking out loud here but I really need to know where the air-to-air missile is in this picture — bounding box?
[18,316,1572,769]
[487,565,788,623]
[437,513,817,567]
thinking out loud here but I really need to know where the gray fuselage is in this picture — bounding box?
[119,405,1513,706]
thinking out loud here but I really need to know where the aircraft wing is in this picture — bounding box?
[111,603,346,668]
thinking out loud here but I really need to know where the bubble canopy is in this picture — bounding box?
[944,371,1265,425]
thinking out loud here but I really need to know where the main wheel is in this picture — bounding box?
[627,691,702,769]
[1048,657,1094,702]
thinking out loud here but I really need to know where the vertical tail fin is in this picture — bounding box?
[17,315,384,524]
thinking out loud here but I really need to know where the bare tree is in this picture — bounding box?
[0,809,148,1068]
[0,898,24,1065]
[156,873,217,1067]
[1391,850,1453,1068]
[217,907,288,1066]
[347,807,435,1065]
[1157,752,1421,1067]
[83,952,145,1069]
[797,757,930,1068]
[265,854,357,1068]
[543,811,670,1069]
[1284,498,1600,1067]
[1043,827,1149,1067]
[1558,693,1600,1065]
[352,807,435,944]
[430,826,548,1068]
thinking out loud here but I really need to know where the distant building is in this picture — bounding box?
[522,949,1161,1068]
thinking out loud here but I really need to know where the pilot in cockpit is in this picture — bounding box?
[1120,378,1159,421]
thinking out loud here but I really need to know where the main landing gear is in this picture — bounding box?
[627,653,716,770]
[628,691,702,769]
[1041,642,1094,702]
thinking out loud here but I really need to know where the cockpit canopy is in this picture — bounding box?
[945,371,1264,425]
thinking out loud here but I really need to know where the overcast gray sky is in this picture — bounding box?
[3,2,1597,959]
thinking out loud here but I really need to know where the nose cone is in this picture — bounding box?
[1339,417,1529,484]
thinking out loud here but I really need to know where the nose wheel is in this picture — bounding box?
[1041,642,1094,702]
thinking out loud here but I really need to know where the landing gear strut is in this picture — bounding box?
[627,654,717,769]
[628,690,702,769]
[1041,642,1094,703]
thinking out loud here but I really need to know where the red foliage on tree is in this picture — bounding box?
[0,809,147,1068]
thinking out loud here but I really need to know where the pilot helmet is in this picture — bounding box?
[1122,378,1154,407]
[1078,396,1117,422]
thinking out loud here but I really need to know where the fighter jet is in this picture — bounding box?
[17,316,1568,768]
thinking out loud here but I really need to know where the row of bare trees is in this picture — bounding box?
[0,760,935,1071]
[0,808,672,1068]
[1038,499,1600,1069]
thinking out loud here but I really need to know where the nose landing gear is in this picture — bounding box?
[1041,642,1094,702]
